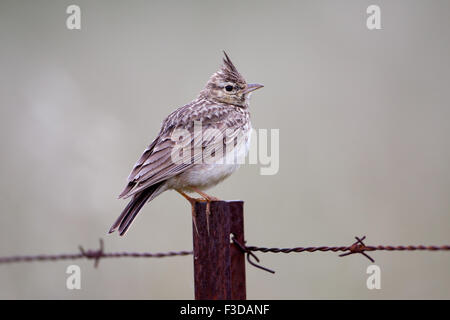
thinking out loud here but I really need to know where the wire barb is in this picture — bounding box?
[231,236,275,274]
[78,239,105,268]
[338,236,375,263]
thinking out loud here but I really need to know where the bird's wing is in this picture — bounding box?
[118,101,247,199]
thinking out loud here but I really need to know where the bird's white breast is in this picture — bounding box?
[168,127,252,192]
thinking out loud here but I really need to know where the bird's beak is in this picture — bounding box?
[244,83,264,94]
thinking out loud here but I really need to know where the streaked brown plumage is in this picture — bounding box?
[109,52,263,236]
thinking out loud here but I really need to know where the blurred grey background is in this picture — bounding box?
[0,0,449,299]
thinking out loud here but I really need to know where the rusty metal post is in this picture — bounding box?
[192,200,246,300]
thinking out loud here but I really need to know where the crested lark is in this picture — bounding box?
[110,52,263,236]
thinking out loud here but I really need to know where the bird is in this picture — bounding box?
[109,52,263,236]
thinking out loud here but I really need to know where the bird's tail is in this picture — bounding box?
[109,182,163,236]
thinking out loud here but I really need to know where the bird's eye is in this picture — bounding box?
[225,85,234,92]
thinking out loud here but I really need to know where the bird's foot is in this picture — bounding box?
[191,189,220,236]
[176,189,220,236]
[176,190,205,235]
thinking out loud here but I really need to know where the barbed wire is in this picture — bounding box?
[0,239,192,268]
[232,236,450,273]
[1,236,448,273]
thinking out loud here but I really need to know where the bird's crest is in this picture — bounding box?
[218,51,246,84]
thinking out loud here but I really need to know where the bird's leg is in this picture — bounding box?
[175,189,204,236]
[191,188,220,236]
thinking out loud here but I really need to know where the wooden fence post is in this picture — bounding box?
[192,200,246,300]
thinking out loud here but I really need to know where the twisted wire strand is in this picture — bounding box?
[0,250,193,264]
[245,245,450,253]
